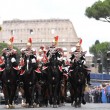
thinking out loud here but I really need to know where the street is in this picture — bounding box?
[0,103,110,110]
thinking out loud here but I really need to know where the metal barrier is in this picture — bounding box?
[90,73,110,80]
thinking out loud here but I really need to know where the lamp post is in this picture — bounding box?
[107,51,110,74]
[97,58,102,73]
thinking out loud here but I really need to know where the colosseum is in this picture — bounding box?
[0,19,80,56]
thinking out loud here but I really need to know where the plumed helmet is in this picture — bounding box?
[7,37,14,46]
[40,45,45,50]
[39,49,42,53]
[27,38,32,46]
[76,38,82,47]
[54,36,59,45]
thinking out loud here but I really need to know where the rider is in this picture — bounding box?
[46,36,64,72]
[19,38,37,75]
[0,37,19,73]
[70,38,91,85]
[46,36,62,60]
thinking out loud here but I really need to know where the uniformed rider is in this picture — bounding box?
[36,45,48,72]
[70,39,91,85]
[0,37,19,74]
[19,38,37,75]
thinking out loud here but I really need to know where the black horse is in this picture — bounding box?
[69,60,86,108]
[19,52,37,108]
[1,53,19,108]
[46,50,63,107]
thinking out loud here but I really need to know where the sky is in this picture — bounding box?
[0,0,110,55]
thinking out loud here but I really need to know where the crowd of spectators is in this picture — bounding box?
[84,83,110,103]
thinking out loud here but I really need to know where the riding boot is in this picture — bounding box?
[87,73,91,85]
[82,94,86,105]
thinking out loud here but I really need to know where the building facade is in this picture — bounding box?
[0,19,79,52]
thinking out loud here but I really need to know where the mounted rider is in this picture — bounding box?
[36,45,48,72]
[19,38,37,75]
[0,37,19,73]
[69,38,91,85]
[46,36,64,72]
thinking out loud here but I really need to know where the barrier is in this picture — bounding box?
[90,73,110,80]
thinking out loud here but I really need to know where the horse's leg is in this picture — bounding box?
[2,84,10,108]
[61,83,66,106]
[23,86,30,107]
[44,88,49,107]
[70,88,74,106]
[57,85,60,107]
[82,86,86,105]
[74,88,78,108]
[9,85,17,108]
[53,85,58,108]
[77,87,82,108]
[29,85,35,108]
[48,85,53,106]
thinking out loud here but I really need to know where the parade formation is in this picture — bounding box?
[0,36,91,109]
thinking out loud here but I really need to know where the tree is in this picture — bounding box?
[89,41,110,73]
[95,40,100,45]
[85,0,110,23]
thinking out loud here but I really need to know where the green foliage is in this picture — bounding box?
[85,0,110,22]
[89,41,110,73]
[90,41,110,56]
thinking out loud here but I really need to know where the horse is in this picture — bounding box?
[59,68,68,106]
[47,49,63,108]
[19,52,37,108]
[1,53,19,109]
[68,60,86,108]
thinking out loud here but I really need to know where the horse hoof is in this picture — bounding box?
[71,103,74,107]
[53,105,57,108]
[9,105,15,109]
[45,104,48,107]
[78,104,81,108]
[58,104,62,107]
[28,105,34,108]
[33,103,37,108]
[35,104,39,108]
[21,103,27,107]
[82,100,86,105]
[50,105,52,107]
[6,105,9,109]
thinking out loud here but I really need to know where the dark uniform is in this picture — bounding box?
[19,43,37,75]
[0,37,19,73]
[70,42,91,85]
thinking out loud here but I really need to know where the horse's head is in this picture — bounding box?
[5,55,12,71]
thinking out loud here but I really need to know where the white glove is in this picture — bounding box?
[31,58,36,63]
[11,58,16,63]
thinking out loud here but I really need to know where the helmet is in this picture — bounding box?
[39,49,43,53]
[40,45,45,50]
[27,38,32,46]
[76,38,82,47]
[76,42,81,47]
[51,36,59,46]
[7,37,14,46]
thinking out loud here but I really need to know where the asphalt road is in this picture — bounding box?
[0,103,110,110]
